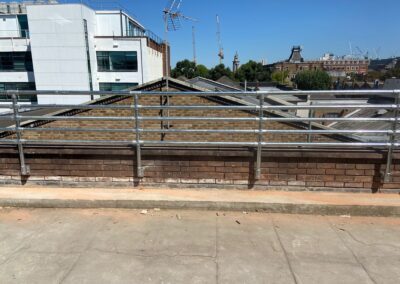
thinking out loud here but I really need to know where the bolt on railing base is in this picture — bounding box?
[383,171,393,183]
[137,167,144,178]
[384,176,392,183]
[20,165,30,176]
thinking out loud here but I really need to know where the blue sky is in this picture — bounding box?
[81,1,400,68]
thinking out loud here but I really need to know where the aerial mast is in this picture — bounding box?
[163,0,198,88]
[192,25,197,65]
[162,0,197,139]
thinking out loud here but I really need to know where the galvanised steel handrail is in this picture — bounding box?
[0,89,399,181]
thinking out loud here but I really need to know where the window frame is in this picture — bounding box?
[96,51,138,72]
[0,82,37,102]
[0,52,33,72]
[99,82,139,91]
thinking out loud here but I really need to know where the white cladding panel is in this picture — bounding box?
[95,13,122,36]
[27,4,97,104]
[145,47,163,82]
[0,71,34,82]
[0,15,19,37]
[0,38,29,52]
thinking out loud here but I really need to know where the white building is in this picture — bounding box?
[0,1,166,105]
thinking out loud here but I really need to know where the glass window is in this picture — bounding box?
[96,51,138,72]
[99,82,138,91]
[0,52,33,71]
[0,82,37,102]
[127,21,144,37]
[96,51,110,71]
[17,15,29,38]
[0,53,13,70]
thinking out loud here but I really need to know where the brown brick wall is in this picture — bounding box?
[1,146,399,193]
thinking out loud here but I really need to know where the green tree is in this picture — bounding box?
[271,71,289,84]
[194,64,210,78]
[294,70,331,90]
[171,59,196,79]
[382,66,400,80]
[209,64,233,81]
[234,60,271,82]
[171,60,210,79]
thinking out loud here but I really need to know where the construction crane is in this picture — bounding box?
[348,41,353,57]
[163,0,198,89]
[355,46,369,59]
[216,14,224,64]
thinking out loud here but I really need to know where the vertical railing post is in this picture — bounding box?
[11,92,30,176]
[133,92,144,178]
[307,94,313,143]
[384,91,400,182]
[255,92,264,180]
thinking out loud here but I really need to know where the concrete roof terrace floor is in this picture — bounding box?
[0,186,399,217]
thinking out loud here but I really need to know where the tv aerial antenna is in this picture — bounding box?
[163,0,198,89]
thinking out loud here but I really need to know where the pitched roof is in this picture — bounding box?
[187,76,242,92]
[0,77,358,142]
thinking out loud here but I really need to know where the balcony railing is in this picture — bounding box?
[0,89,398,181]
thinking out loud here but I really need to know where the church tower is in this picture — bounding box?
[233,52,240,73]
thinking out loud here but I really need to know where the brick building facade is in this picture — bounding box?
[267,46,370,80]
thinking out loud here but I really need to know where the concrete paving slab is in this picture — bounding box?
[0,209,63,265]
[216,213,295,283]
[63,251,216,284]
[90,211,216,257]
[272,215,376,283]
[328,216,400,284]
[0,209,400,283]
[0,251,79,284]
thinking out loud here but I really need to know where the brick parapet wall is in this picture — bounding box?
[0,146,399,193]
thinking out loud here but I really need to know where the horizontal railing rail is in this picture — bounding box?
[0,89,399,182]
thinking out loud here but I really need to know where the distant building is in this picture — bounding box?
[232,52,240,73]
[0,1,166,106]
[266,46,369,79]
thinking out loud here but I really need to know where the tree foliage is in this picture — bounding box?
[234,60,271,82]
[382,65,400,80]
[194,64,210,78]
[294,70,331,90]
[171,59,273,82]
[209,64,233,81]
[171,60,211,79]
[271,71,289,84]
[171,59,196,79]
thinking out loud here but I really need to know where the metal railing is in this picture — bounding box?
[0,89,399,182]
